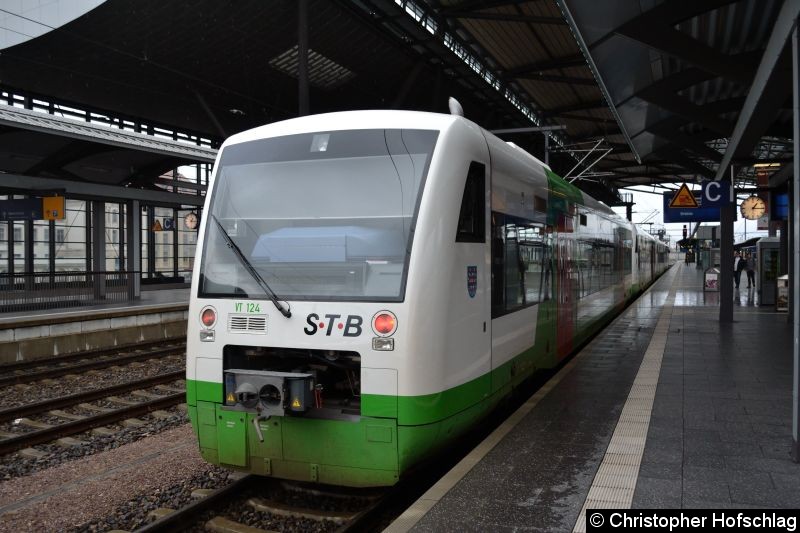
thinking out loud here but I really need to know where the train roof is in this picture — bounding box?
[222,110,465,148]
[220,109,619,220]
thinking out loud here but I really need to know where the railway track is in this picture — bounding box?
[0,369,184,423]
[0,382,185,456]
[137,476,388,533]
[0,337,186,387]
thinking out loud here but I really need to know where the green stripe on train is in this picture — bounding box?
[545,168,584,226]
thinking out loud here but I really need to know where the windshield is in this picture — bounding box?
[199,128,438,301]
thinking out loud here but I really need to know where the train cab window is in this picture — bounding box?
[456,162,486,243]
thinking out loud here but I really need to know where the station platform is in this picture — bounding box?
[0,288,189,363]
[389,263,797,532]
[0,288,189,327]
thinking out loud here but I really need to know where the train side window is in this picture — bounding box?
[456,162,486,243]
[492,211,548,317]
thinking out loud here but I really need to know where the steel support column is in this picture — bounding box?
[125,200,141,300]
[91,201,106,299]
[298,0,310,117]
[719,193,735,323]
[544,133,549,166]
[792,20,800,462]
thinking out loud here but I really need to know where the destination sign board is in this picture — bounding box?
[0,199,43,221]
[662,191,726,223]
[0,197,66,221]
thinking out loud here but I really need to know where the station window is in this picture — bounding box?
[54,200,87,272]
[105,202,123,272]
[455,162,486,243]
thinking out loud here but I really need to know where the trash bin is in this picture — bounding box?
[777,274,789,312]
[704,267,720,292]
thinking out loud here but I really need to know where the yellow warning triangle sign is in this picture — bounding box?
[226,392,236,403]
[291,398,301,408]
[669,183,699,208]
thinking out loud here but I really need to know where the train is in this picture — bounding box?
[186,109,671,487]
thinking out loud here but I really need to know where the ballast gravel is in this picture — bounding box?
[0,424,208,532]
[72,466,232,532]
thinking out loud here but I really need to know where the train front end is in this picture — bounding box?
[186,118,439,487]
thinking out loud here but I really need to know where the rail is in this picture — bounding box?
[0,270,140,312]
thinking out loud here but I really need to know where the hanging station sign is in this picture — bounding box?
[663,183,727,223]
[0,197,66,221]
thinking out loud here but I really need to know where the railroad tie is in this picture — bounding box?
[18,447,49,459]
[130,390,163,399]
[56,437,86,447]
[78,403,114,413]
[190,488,214,498]
[246,498,356,525]
[16,418,52,429]
[48,409,87,421]
[147,508,175,521]
[154,385,184,394]
[120,418,146,428]
[206,516,276,533]
[106,396,139,406]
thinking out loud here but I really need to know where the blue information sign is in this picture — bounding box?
[0,199,43,221]
[663,192,723,223]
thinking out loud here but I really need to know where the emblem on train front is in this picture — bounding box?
[467,265,477,298]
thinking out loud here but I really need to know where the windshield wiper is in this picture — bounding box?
[210,215,291,318]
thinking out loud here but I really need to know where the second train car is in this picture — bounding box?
[186,109,670,487]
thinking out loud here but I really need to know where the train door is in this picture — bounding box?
[650,243,655,281]
[556,216,577,359]
[453,160,491,398]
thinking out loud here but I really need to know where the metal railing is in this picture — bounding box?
[0,271,139,313]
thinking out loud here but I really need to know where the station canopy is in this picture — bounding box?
[0,0,792,204]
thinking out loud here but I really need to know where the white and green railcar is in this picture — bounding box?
[186,110,670,487]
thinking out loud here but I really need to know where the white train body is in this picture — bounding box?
[186,110,670,487]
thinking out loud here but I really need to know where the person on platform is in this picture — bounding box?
[734,251,743,289]
[744,252,756,288]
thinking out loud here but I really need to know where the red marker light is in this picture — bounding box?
[200,307,216,328]
[372,311,397,337]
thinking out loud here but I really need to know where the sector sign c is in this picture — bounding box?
[700,180,733,207]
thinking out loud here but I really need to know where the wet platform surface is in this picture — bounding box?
[391,263,797,532]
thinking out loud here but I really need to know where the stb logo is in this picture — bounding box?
[467,265,477,298]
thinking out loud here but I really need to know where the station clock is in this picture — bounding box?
[739,195,766,220]
[184,211,199,230]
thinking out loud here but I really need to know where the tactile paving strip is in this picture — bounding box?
[572,276,678,533]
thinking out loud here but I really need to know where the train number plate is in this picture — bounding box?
[234,302,261,313]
